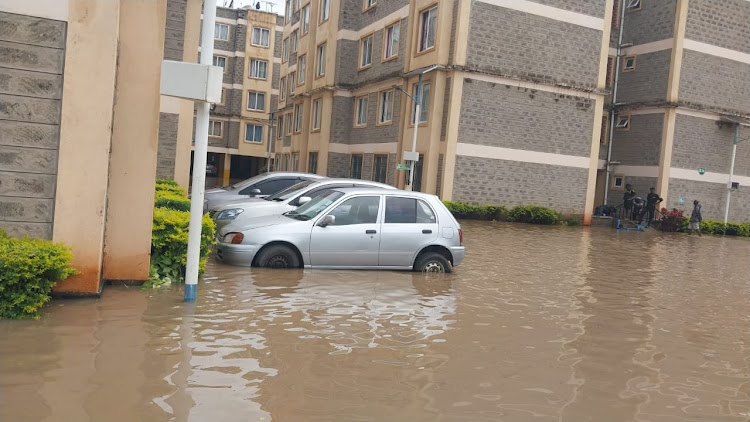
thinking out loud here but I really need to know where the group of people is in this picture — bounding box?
[623,184,703,235]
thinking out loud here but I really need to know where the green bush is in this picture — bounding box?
[155,179,187,196]
[507,205,559,225]
[154,189,191,212]
[442,201,507,221]
[700,220,750,236]
[564,216,582,226]
[0,230,77,319]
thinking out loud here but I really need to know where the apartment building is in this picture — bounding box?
[201,6,284,186]
[600,0,750,222]
[275,0,612,222]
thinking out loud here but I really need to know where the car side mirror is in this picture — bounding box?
[249,188,261,196]
[297,196,312,206]
[317,215,335,227]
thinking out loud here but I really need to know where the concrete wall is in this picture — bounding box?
[616,50,672,105]
[156,113,179,179]
[0,12,65,239]
[163,0,186,60]
[333,18,407,88]
[610,113,664,166]
[527,0,606,17]
[672,114,750,176]
[621,0,676,45]
[678,50,750,115]
[465,2,603,91]
[667,178,749,222]
[685,0,750,54]
[326,152,350,178]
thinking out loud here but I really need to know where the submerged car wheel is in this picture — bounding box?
[415,252,453,274]
[256,245,300,269]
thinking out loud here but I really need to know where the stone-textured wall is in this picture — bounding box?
[667,178,749,222]
[678,50,750,115]
[164,0,186,60]
[338,0,407,32]
[616,50,672,105]
[348,91,401,144]
[331,96,353,144]
[527,0,607,17]
[466,2,602,91]
[334,18,407,88]
[0,12,66,239]
[621,0,676,46]
[452,156,589,213]
[672,114,750,176]
[327,152,351,178]
[610,113,664,166]
[685,0,750,54]
[156,113,179,179]
[458,79,595,157]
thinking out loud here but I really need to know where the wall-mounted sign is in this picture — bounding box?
[679,197,685,205]
[698,167,706,175]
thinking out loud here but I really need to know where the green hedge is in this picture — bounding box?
[443,201,508,220]
[443,201,565,225]
[0,230,77,319]
[147,180,216,288]
[507,205,560,225]
[700,220,750,236]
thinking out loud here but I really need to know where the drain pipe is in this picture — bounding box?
[603,2,627,206]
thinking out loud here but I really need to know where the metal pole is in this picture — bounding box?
[407,74,422,191]
[184,0,217,302]
[603,0,627,206]
[266,112,275,173]
[723,124,739,224]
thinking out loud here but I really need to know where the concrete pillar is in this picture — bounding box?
[52,0,121,294]
[222,153,232,186]
[102,0,168,283]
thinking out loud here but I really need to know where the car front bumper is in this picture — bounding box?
[450,246,466,267]
[216,242,258,266]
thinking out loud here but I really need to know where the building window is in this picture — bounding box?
[412,82,430,124]
[612,0,621,28]
[291,30,299,52]
[294,103,303,133]
[283,37,289,62]
[285,0,292,22]
[351,154,364,179]
[280,77,286,101]
[378,89,393,124]
[626,0,642,11]
[214,23,229,41]
[383,22,400,60]
[623,55,636,72]
[290,72,296,93]
[208,120,222,137]
[301,5,310,35]
[298,55,306,85]
[606,56,615,88]
[417,6,437,53]
[286,112,293,135]
[292,152,299,171]
[294,0,301,12]
[308,152,318,174]
[213,55,227,73]
[359,34,373,69]
[355,96,368,127]
[245,124,263,143]
[373,154,388,183]
[284,153,290,171]
[247,91,265,111]
[277,115,284,139]
[251,27,270,47]
[320,0,330,23]
[312,98,322,131]
[600,115,609,144]
[612,175,625,190]
[615,114,630,130]
[364,0,377,10]
[249,59,268,79]
[316,43,326,77]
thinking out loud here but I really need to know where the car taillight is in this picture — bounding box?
[459,229,463,245]
[231,233,244,244]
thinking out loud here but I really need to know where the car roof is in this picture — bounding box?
[306,178,397,189]
[330,187,439,199]
[260,171,326,179]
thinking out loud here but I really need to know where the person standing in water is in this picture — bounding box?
[688,200,702,236]
[646,188,663,225]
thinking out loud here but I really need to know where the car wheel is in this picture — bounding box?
[415,252,453,274]
[256,245,300,269]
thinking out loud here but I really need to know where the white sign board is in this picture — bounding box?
[160,60,223,103]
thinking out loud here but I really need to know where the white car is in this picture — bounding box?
[212,178,396,231]
[202,171,325,212]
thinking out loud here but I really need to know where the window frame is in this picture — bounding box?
[600,115,609,145]
[290,71,296,94]
[214,23,229,41]
[354,95,368,127]
[280,77,287,101]
[308,151,319,174]
[626,0,642,11]
[286,112,294,135]
[285,0,292,22]
[208,120,223,138]
[384,196,436,224]
[363,0,377,12]
[320,0,330,24]
[291,30,299,53]
[416,5,438,54]
[297,54,307,85]
[377,89,394,125]
[218,88,226,106]
[246,91,266,112]
[382,21,400,62]
[316,42,327,78]
[277,115,284,139]
[615,114,631,131]
[359,33,374,70]
[311,98,322,132]
[249,58,268,79]
[251,27,271,47]
[301,4,311,35]
[611,174,625,190]
[294,103,303,133]
[292,152,300,171]
[282,37,290,62]
[350,153,364,179]
[212,55,228,74]
[372,154,388,183]
[244,123,264,144]
[410,81,431,125]
[623,55,636,72]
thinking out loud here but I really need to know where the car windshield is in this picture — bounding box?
[226,174,265,190]
[285,190,343,221]
[265,180,317,202]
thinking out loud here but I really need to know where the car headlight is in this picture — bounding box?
[215,208,244,220]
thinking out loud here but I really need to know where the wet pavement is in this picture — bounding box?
[1,221,749,421]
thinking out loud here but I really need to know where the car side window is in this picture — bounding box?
[294,184,350,205]
[385,197,436,224]
[240,178,296,195]
[326,196,380,226]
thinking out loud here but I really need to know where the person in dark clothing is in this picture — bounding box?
[688,200,702,236]
[623,185,636,219]
[645,188,663,224]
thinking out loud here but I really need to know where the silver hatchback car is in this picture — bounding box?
[216,188,465,273]
[203,171,325,211]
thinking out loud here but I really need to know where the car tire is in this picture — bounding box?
[414,252,453,274]
[256,245,300,269]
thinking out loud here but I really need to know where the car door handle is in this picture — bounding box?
[422,229,432,234]
[366,230,377,234]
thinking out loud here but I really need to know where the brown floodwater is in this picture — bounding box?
[2,221,750,422]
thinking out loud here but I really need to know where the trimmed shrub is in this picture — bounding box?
[154,189,191,212]
[700,220,750,237]
[0,230,77,319]
[442,201,508,221]
[155,179,187,196]
[564,216,582,226]
[507,205,559,225]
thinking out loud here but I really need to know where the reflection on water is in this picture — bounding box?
[1,221,749,421]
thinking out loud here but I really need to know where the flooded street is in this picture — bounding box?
[2,221,750,421]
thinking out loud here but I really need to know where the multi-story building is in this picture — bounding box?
[600,0,750,222]
[275,0,613,223]
[200,6,284,187]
